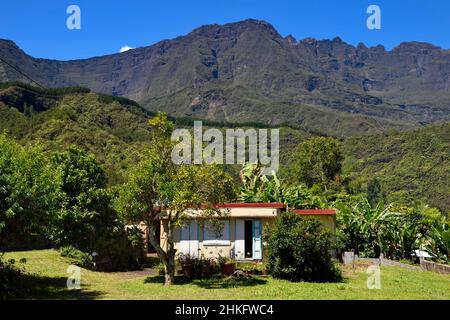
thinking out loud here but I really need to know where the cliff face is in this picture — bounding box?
[1,19,449,136]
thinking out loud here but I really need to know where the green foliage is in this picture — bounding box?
[0,255,30,300]
[335,199,449,261]
[0,134,61,247]
[264,212,342,282]
[48,147,143,271]
[238,162,277,202]
[289,137,343,189]
[0,135,141,270]
[59,246,95,269]
[366,178,386,207]
[49,147,111,249]
[157,262,166,275]
[0,84,152,185]
[343,123,450,214]
[176,253,212,279]
[426,222,450,263]
[335,199,398,258]
[238,162,326,209]
[0,81,91,96]
[116,112,236,285]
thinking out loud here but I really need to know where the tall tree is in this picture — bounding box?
[115,113,235,285]
[50,146,142,271]
[49,147,114,251]
[367,178,386,207]
[290,137,343,190]
[0,134,60,248]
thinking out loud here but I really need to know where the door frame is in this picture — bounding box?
[252,219,262,260]
[238,219,262,261]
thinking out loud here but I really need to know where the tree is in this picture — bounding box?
[49,147,140,271]
[367,178,386,207]
[0,134,60,249]
[290,137,343,190]
[49,147,110,250]
[335,199,400,258]
[238,162,327,209]
[115,113,235,285]
[264,212,341,282]
[238,162,282,203]
[333,199,449,260]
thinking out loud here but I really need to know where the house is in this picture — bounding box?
[147,203,336,261]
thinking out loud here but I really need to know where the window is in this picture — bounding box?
[203,220,230,246]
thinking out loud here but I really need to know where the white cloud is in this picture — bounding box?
[119,45,134,53]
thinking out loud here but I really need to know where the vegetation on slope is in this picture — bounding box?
[0,82,448,213]
[343,123,450,214]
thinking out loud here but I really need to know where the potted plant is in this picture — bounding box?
[201,262,212,278]
[237,263,252,275]
[262,265,269,276]
[177,253,195,278]
[157,262,165,276]
[256,262,269,276]
[195,255,212,278]
[218,255,236,276]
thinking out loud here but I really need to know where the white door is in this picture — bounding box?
[253,220,262,260]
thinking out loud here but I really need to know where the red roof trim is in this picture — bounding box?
[292,209,336,215]
[199,202,285,209]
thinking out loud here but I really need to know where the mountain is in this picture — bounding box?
[0,82,313,184]
[1,82,448,213]
[1,19,449,136]
[0,83,152,184]
[343,123,450,214]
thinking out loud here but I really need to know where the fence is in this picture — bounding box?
[420,259,450,274]
[342,252,450,274]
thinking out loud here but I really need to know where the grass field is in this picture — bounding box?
[3,249,450,300]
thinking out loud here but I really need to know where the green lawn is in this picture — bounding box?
[4,249,450,300]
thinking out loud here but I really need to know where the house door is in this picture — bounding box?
[252,220,262,260]
[179,221,199,257]
[242,220,262,260]
[244,220,253,258]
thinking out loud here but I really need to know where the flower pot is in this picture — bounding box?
[201,265,212,277]
[252,269,262,275]
[182,264,194,278]
[221,263,236,276]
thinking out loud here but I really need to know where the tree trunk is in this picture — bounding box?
[146,214,177,286]
[164,257,175,286]
[163,219,176,286]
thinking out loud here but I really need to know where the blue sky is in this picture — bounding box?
[0,0,449,60]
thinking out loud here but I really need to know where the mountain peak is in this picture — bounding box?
[393,41,441,53]
[190,19,280,38]
[0,39,20,50]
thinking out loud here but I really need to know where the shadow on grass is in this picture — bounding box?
[143,256,160,268]
[144,275,267,289]
[8,273,103,300]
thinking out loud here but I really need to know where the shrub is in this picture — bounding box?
[176,253,214,279]
[59,246,95,269]
[0,256,30,300]
[157,262,166,275]
[264,212,342,282]
[51,147,144,271]
[59,226,144,272]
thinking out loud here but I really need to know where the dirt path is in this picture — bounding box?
[111,268,158,280]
